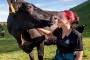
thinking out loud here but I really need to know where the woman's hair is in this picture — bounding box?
[64,10,79,24]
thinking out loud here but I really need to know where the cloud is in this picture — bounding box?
[33,1,61,11]
[63,0,73,2]
[58,0,73,2]
[35,3,46,7]
[0,11,8,15]
[0,15,8,22]
[34,0,59,7]
[0,11,8,22]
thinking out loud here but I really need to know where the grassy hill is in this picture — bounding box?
[71,1,90,37]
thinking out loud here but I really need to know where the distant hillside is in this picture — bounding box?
[71,1,90,37]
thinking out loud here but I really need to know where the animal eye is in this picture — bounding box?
[27,6,32,9]
[29,6,32,8]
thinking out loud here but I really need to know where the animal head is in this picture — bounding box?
[8,0,35,15]
[17,2,34,14]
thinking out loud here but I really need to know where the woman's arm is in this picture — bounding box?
[75,31,83,60]
[37,28,51,35]
[37,17,59,35]
[75,51,83,60]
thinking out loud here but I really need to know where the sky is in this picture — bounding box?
[0,0,87,22]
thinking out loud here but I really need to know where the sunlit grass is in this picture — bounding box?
[0,37,90,60]
[83,38,90,60]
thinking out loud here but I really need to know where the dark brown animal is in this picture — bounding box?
[7,0,53,60]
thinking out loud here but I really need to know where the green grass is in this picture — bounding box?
[83,38,90,60]
[0,37,90,60]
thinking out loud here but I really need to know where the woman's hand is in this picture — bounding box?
[75,51,83,60]
[37,28,51,35]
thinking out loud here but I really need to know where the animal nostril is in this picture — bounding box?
[29,6,32,8]
[54,16,58,20]
[54,17,58,20]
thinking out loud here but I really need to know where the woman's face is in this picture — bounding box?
[58,18,71,30]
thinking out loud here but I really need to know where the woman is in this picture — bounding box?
[38,10,83,60]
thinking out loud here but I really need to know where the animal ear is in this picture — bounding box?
[75,25,87,33]
[18,2,27,12]
[10,3,16,13]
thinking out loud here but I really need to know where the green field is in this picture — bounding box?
[0,36,90,60]
[0,1,90,60]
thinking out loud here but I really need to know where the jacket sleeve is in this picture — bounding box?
[75,31,83,51]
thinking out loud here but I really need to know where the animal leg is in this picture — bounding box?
[37,41,44,60]
[29,51,34,60]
